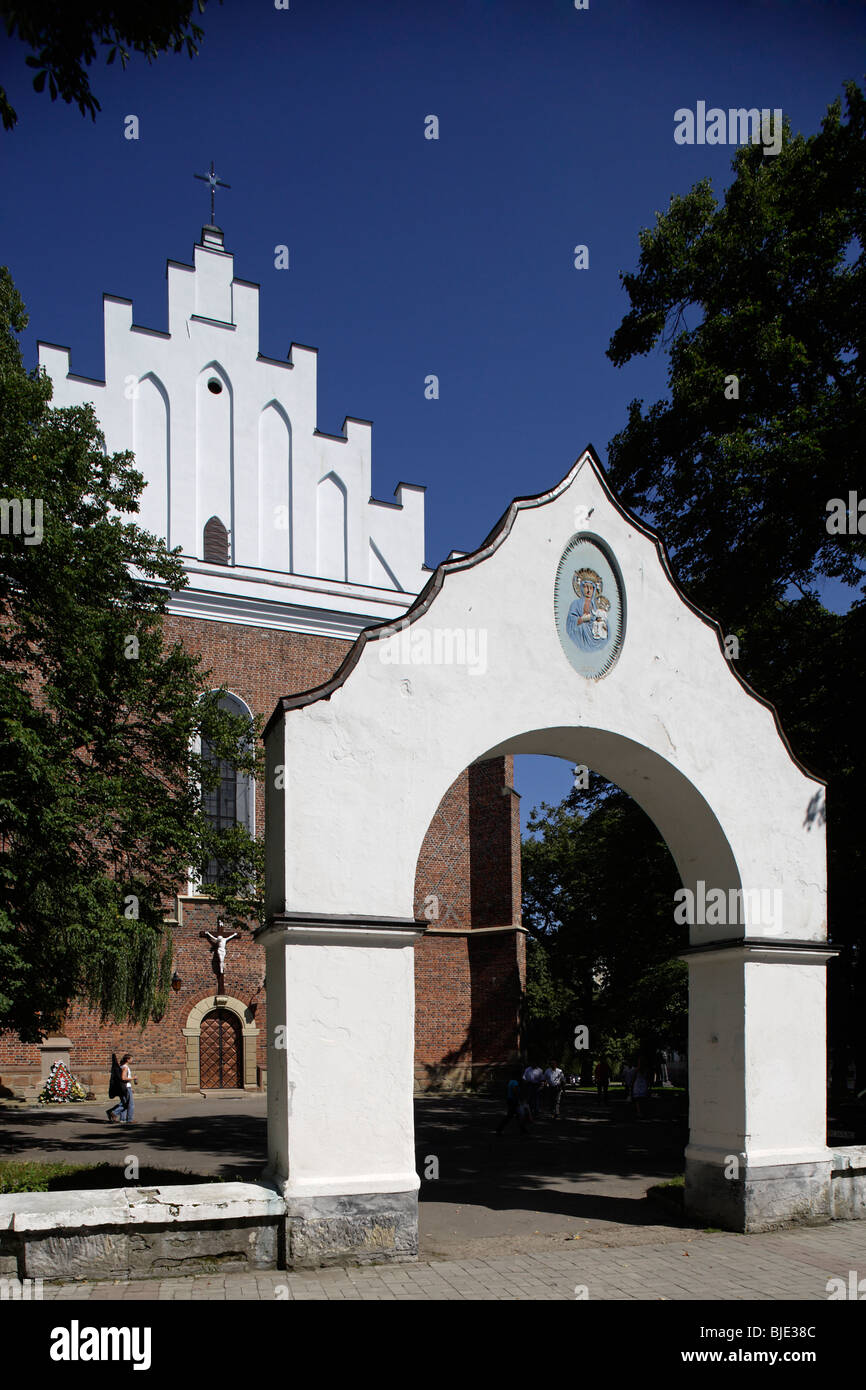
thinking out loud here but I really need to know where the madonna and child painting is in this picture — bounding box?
[566,568,611,649]
[554,536,624,680]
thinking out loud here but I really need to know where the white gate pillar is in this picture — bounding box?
[684,940,836,1230]
[258,914,424,1267]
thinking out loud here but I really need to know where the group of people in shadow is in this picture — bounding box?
[496,1055,656,1134]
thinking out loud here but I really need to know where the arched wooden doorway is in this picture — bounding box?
[182,995,260,1092]
[199,1008,243,1089]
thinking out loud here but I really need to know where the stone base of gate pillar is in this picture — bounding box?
[282,1189,419,1268]
[685,1146,834,1232]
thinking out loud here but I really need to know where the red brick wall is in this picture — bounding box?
[414,770,473,930]
[0,617,526,1097]
[162,615,353,836]
[414,934,474,1087]
[469,930,526,1067]
[412,755,524,1088]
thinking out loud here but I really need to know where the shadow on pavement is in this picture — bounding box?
[416,1093,688,1227]
[1,1091,687,1226]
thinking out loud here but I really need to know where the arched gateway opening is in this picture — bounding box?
[259,448,830,1267]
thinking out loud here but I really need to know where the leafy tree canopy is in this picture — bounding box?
[521,774,687,1068]
[1,1,218,131]
[0,267,262,1042]
[605,79,866,1079]
[522,86,866,1076]
[607,79,865,622]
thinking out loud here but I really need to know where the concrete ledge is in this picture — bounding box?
[0,1182,285,1282]
[0,1182,284,1232]
[0,1181,421,1279]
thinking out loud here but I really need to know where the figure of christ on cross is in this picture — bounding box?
[200,924,238,992]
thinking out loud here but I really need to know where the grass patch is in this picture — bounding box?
[0,1161,212,1194]
[646,1175,685,1212]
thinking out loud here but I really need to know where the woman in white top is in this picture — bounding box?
[107,1053,135,1123]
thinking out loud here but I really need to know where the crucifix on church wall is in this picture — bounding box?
[200,920,238,993]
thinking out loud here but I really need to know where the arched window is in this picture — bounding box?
[203,515,229,565]
[200,692,254,887]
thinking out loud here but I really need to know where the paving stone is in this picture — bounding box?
[20,1221,866,1301]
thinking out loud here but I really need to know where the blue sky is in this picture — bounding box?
[2,0,862,828]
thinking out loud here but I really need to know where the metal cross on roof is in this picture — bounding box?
[194,160,231,224]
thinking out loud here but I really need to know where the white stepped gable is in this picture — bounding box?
[38,225,427,635]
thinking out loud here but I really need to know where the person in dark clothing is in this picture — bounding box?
[522,1062,544,1117]
[106,1053,123,1122]
[595,1057,611,1101]
[496,1074,530,1134]
[106,1053,134,1123]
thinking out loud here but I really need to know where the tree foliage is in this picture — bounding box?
[521,774,687,1069]
[520,86,865,1077]
[1,1,217,131]
[0,267,262,1041]
[607,81,865,614]
[605,80,866,1081]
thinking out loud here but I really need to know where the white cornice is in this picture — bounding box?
[178,558,414,610]
[145,555,418,637]
[166,586,411,637]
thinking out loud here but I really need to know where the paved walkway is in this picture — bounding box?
[7,1092,863,1300]
[1,1091,692,1260]
[28,1221,866,1300]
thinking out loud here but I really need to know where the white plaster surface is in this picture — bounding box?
[264,449,829,1201]
[266,451,826,940]
[38,226,427,635]
[263,926,419,1197]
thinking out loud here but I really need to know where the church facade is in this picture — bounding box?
[0,223,525,1098]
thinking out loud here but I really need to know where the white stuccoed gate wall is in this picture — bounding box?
[260,447,835,1264]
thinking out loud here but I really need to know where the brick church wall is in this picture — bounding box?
[162,615,353,837]
[413,755,525,1091]
[0,621,526,1099]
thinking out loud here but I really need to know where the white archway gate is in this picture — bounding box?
[260,448,831,1264]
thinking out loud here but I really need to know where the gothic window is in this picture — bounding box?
[203,515,229,565]
[200,692,254,888]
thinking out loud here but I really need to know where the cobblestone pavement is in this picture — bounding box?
[29,1221,866,1301]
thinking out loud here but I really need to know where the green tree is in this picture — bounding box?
[605,80,865,1086]
[521,774,687,1073]
[1,1,218,132]
[0,267,262,1042]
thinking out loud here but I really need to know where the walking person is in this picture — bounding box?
[496,1074,529,1134]
[522,1061,544,1118]
[631,1057,650,1119]
[595,1056,611,1102]
[544,1061,565,1118]
[107,1053,135,1123]
[621,1059,636,1099]
[106,1053,123,1122]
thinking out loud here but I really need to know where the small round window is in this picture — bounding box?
[207,378,223,395]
